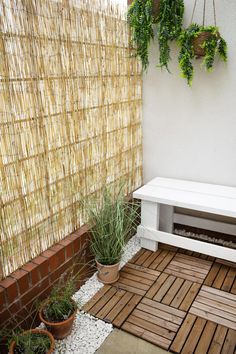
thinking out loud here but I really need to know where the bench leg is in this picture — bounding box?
[139,201,159,251]
[160,205,174,233]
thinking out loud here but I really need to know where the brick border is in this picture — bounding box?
[0,225,94,332]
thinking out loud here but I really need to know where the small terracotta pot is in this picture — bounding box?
[192,31,213,57]
[9,329,55,354]
[128,0,160,19]
[96,260,120,284]
[39,300,77,340]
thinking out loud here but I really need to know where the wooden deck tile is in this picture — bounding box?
[189,286,236,330]
[121,322,171,349]
[164,253,212,284]
[122,297,185,351]
[113,263,160,296]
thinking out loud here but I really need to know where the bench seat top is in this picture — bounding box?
[133,177,236,218]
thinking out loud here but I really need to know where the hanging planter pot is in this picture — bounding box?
[192,31,213,57]
[127,0,160,19]
[178,24,227,85]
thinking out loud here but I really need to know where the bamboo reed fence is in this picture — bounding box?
[0,0,142,279]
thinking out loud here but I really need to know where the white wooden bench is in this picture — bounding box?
[133,177,236,262]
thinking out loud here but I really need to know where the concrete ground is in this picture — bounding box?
[96,329,169,354]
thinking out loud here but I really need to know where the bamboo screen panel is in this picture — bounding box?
[0,0,142,278]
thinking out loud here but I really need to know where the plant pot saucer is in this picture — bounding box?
[97,273,120,284]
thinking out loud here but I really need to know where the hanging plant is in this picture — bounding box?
[178,24,227,85]
[127,0,155,71]
[127,0,184,71]
[157,0,184,70]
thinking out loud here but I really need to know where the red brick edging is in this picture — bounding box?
[0,225,93,331]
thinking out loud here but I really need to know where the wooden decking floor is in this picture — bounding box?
[83,245,236,353]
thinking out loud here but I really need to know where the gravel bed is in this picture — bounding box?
[52,235,141,354]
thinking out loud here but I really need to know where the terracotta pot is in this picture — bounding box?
[96,260,120,284]
[192,31,213,57]
[9,329,55,354]
[39,299,77,339]
[127,0,160,19]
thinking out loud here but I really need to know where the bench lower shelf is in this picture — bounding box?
[137,225,236,263]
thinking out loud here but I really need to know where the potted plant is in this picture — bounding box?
[127,0,184,71]
[4,328,54,354]
[156,0,184,70]
[128,0,160,19]
[87,187,138,284]
[178,24,227,85]
[39,278,78,339]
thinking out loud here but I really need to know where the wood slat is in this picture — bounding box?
[162,277,184,305]
[117,276,150,291]
[136,303,182,328]
[181,317,207,354]
[202,285,236,301]
[124,262,160,278]
[166,263,206,280]
[208,325,228,354]
[221,268,236,292]
[212,265,229,289]
[199,289,236,310]
[149,250,169,270]
[165,268,204,284]
[221,329,236,354]
[113,281,146,296]
[191,301,236,324]
[153,275,176,302]
[119,270,153,285]
[113,294,142,327]
[129,248,146,264]
[142,249,162,268]
[122,322,171,349]
[170,314,196,353]
[190,306,236,330]
[204,262,221,286]
[135,250,153,265]
[96,289,126,319]
[156,251,175,272]
[141,298,186,319]
[196,295,236,315]
[170,259,209,275]
[194,321,217,354]
[104,291,133,323]
[231,278,236,294]
[216,258,236,268]
[179,282,201,312]
[89,287,117,316]
[170,280,192,309]
[174,253,212,269]
[82,285,111,312]
[132,308,179,332]
[146,272,169,299]
[127,314,176,340]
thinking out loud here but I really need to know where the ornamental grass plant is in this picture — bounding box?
[87,186,139,266]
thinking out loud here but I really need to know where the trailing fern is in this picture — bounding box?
[127,0,154,71]
[157,0,184,70]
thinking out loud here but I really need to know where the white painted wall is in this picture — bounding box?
[143,0,236,188]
